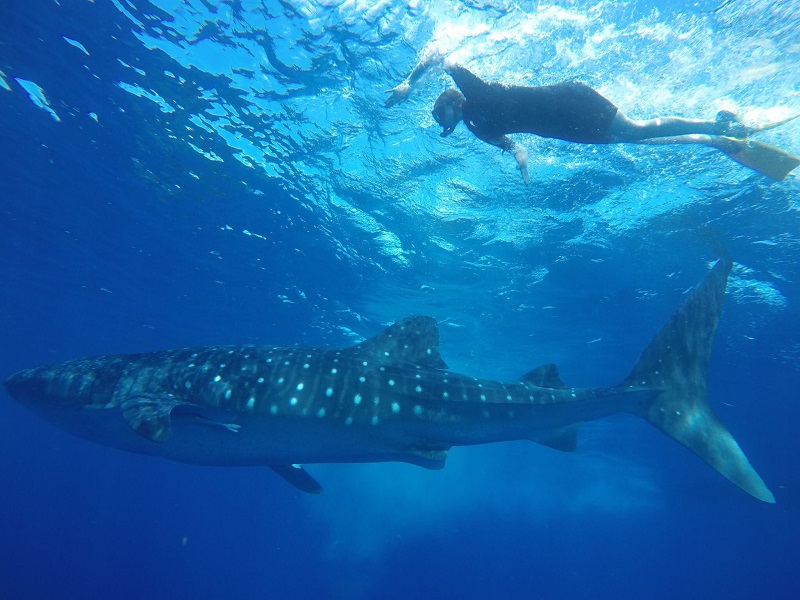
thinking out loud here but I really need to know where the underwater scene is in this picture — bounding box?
[1,0,799,598]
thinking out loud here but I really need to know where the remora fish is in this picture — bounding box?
[3,259,774,502]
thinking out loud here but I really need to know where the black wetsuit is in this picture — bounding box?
[448,65,619,145]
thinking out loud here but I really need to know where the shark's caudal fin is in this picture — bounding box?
[623,259,775,503]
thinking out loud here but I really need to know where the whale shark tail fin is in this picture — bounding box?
[623,258,774,503]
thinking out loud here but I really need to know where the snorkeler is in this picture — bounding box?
[385,52,800,183]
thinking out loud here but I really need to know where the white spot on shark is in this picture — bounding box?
[371,416,379,425]
[278,377,284,384]
[214,375,222,382]
[224,389,232,400]
[443,391,449,399]
[303,363,310,369]
[331,368,338,374]
[362,361,368,367]
[184,381,191,389]
[345,416,353,425]
[359,376,366,383]
[257,377,264,384]
[317,408,326,418]
[373,397,380,406]
[247,397,255,409]
[388,379,395,386]
[269,404,277,414]
[326,388,333,397]
[296,383,304,391]
[290,397,298,406]
[391,402,400,413]
[354,394,362,405]
[415,386,422,393]
[414,405,423,416]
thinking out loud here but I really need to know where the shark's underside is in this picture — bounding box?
[3,259,775,502]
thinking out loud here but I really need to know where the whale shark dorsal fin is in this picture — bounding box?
[121,393,183,443]
[269,464,323,494]
[521,363,567,389]
[347,316,448,369]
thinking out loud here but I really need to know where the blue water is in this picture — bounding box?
[2,0,799,598]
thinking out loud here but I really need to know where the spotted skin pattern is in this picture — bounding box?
[3,262,777,502]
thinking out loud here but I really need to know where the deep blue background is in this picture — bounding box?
[2,1,799,598]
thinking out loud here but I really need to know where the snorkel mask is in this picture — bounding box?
[432,88,464,137]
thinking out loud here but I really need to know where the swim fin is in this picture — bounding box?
[710,136,800,181]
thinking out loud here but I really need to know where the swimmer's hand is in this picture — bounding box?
[385,82,411,107]
[514,145,530,184]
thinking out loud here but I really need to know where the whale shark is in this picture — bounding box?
[3,258,774,502]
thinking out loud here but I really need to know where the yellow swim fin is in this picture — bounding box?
[711,137,800,181]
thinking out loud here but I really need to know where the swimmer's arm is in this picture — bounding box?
[385,50,446,107]
[479,134,530,184]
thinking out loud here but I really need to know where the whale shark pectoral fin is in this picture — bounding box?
[533,424,581,452]
[121,393,184,443]
[269,464,324,494]
[403,448,449,470]
[170,407,241,433]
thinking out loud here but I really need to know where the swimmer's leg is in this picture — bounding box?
[610,110,800,142]
[633,134,800,181]
[609,111,722,141]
